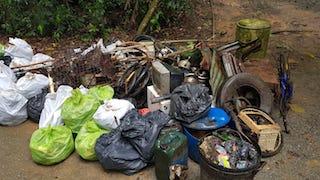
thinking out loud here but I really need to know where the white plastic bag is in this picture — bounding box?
[0,77,16,91]
[79,85,89,94]
[31,53,53,64]
[5,37,34,60]
[81,39,122,56]
[16,72,49,99]
[6,38,34,68]
[9,57,32,68]
[0,61,17,91]
[0,90,28,126]
[93,99,135,129]
[0,61,17,82]
[39,85,73,128]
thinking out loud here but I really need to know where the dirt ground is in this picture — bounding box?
[0,0,320,179]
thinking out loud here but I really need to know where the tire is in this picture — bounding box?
[134,35,156,42]
[218,73,273,113]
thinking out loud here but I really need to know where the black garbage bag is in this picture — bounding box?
[95,130,147,175]
[121,110,170,162]
[95,109,169,175]
[27,88,48,123]
[170,84,211,123]
[0,56,12,66]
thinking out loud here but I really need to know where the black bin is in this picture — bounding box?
[198,129,264,180]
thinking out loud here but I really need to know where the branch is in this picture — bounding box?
[137,0,159,34]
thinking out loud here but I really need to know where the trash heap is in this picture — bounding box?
[0,18,292,180]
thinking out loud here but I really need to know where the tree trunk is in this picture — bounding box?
[137,0,159,34]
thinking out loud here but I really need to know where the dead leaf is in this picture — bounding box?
[287,150,300,159]
[305,52,316,60]
[289,104,305,113]
[45,47,55,52]
[303,133,316,144]
[305,160,320,168]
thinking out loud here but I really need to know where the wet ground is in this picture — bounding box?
[1,0,320,179]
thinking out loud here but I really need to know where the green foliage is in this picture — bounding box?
[0,0,190,38]
[144,0,190,32]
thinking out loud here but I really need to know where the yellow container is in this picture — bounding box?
[236,19,271,59]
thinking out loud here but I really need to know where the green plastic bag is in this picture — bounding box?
[75,120,110,160]
[29,126,74,165]
[88,85,114,102]
[62,89,100,133]
[0,44,4,57]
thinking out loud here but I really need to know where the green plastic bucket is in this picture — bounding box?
[236,19,271,59]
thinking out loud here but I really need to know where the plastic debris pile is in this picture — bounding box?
[199,131,259,170]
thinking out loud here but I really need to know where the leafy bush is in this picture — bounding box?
[0,0,190,39]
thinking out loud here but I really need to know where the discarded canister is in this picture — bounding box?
[155,131,188,180]
[236,18,271,59]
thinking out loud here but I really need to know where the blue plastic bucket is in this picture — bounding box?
[183,127,208,163]
[183,108,231,163]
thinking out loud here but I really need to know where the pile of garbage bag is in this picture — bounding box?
[5,37,53,68]
[0,28,289,179]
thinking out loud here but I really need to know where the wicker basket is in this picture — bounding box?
[238,108,281,152]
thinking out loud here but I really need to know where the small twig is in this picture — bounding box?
[158,39,218,44]
[130,1,139,28]
[272,30,318,34]
[110,44,149,52]
[209,0,216,39]
[124,0,132,10]
[11,59,55,69]
[118,56,148,62]
[160,47,195,59]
